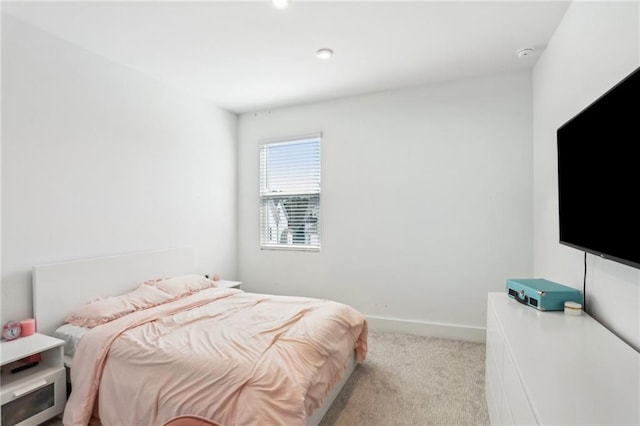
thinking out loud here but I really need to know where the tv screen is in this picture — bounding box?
[557,66,640,269]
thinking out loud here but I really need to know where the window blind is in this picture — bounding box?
[259,136,321,250]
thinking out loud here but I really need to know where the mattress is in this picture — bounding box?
[53,323,88,358]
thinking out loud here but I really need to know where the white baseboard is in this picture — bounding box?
[366,315,486,343]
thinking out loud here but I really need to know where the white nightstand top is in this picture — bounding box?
[1,333,64,365]
[215,280,242,289]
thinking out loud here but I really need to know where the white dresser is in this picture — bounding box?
[485,292,639,425]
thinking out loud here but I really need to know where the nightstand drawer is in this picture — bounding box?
[1,367,65,426]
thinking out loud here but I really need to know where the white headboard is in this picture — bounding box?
[33,248,195,336]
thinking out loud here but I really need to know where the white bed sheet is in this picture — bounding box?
[54,323,88,358]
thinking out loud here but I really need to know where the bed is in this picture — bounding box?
[32,248,368,426]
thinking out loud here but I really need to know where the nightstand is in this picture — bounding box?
[215,280,242,290]
[1,333,66,426]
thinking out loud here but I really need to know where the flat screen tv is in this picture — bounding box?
[557,65,640,269]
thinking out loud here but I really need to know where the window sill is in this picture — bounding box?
[260,245,320,252]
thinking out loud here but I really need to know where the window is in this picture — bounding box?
[259,135,321,250]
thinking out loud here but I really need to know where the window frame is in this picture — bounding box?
[259,134,322,252]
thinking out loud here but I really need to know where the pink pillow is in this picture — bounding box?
[147,274,215,297]
[65,284,174,328]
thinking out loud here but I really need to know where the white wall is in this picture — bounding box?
[238,72,533,339]
[533,1,639,350]
[1,15,238,324]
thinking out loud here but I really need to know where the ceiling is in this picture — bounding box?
[2,1,572,114]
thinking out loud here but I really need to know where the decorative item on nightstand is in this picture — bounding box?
[2,321,22,341]
[20,318,36,337]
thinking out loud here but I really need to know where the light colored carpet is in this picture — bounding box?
[41,330,490,426]
[319,330,490,426]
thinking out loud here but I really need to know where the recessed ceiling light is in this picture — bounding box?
[272,0,289,10]
[516,47,535,58]
[316,48,334,60]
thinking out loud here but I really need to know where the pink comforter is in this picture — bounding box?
[63,287,368,426]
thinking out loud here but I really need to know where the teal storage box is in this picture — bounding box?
[506,278,582,311]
